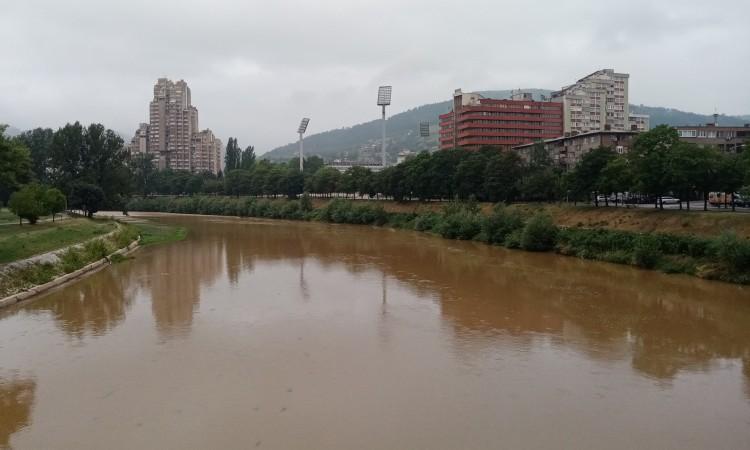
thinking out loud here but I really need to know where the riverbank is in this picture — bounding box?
[0,218,116,264]
[0,223,139,304]
[127,196,750,285]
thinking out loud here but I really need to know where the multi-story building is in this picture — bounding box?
[513,130,639,169]
[439,89,564,150]
[552,69,635,135]
[129,78,222,174]
[628,113,650,132]
[190,130,223,174]
[675,118,750,153]
[128,123,150,155]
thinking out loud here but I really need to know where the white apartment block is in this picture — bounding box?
[552,69,634,135]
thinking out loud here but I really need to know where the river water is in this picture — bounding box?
[1,215,749,449]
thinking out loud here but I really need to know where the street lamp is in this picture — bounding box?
[297,117,310,171]
[377,86,392,167]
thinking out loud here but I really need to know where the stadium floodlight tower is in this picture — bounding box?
[377,86,392,167]
[419,122,430,138]
[297,118,310,171]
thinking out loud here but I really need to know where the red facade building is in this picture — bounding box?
[439,90,564,150]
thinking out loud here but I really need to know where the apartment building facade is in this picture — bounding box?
[552,69,632,135]
[439,89,564,150]
[513,131,639,169]
[128,78,222,174]
[675,122,750,153]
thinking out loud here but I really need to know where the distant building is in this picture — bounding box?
[439,89,564,150]
[396,150,416,164]
[129,78,222,174]
[190,130,223,174]
[675,115,749,153]
[513,130,639,169]
[327,160,385,172]
[552,69,640,135]
[129,123,150,155]
[628,113,650,132]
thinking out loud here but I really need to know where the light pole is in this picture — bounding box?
[297,118,310,171]
[377,86,392,167]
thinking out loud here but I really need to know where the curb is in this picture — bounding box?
[0,237,141,310]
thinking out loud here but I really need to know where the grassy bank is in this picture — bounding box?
[0,219,116,264]
[130,221,187,247]
[0,224,139,299]
[127,196,750,285]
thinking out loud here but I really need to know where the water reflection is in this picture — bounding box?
[20,266,136,339]
[0,375,35,448]
[158,217,750,384]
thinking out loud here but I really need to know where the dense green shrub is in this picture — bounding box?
[434,213,483,240]
[520,213,558,251]
[413,212,440,232]
[481,205,524,245]
[504,229,523,249]
[713,232,750,272]
[633,235,661,268]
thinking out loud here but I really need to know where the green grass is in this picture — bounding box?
[0,208,19,224]
[132,222,187,247]
[0,219,116,264]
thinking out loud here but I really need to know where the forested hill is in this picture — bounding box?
[263,90,750,162]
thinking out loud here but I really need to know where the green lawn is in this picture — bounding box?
[0,219,116,264]
[0,207,68,225]
[132,222,187,247]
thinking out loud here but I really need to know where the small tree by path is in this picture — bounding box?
[8,184,47,225]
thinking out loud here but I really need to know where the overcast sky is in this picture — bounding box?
[2,0,749,153]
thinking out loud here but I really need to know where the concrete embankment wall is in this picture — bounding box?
[0,238,140,310]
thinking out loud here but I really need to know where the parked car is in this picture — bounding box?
[660,196,680,205]
[733,195,749,207]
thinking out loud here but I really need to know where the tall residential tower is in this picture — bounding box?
[129,78,222,174]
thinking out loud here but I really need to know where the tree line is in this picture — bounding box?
[3,122,749,224]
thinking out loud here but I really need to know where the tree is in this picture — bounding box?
[568,147,616,206]
[630,125,679,209]
[224,138,241,172]
[16,128,54,184]
[0,125,32,204]
[598,155,633,205]
[49,122,130,208]
[43,187,66,222]
[484,151,522,203]
[70,182,105,217]
[8,184,48,225]
[455,151,488,200]
[717,152,745,211]
[240,145,256,170]
[130,153,157,197]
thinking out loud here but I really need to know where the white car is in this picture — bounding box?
[660,196,680,205]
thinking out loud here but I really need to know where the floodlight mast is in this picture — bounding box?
[298,118,310,171]
[377,86,392,167]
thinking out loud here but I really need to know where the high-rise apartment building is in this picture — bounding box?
[552,69,633,135]
[439,89,563,150]
[129,78,222,174]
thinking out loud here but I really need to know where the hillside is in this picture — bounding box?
[263,91,750,162]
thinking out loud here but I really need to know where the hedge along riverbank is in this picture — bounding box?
[127,196,750,285]
[0,223,140,303]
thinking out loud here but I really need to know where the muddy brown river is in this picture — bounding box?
[1,215,750,449]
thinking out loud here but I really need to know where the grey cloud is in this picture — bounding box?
[1,0,748,153]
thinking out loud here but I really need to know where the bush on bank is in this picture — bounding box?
[126,196,750,284]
